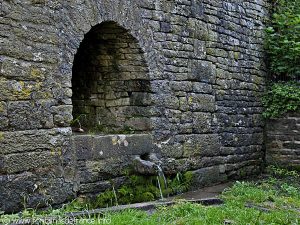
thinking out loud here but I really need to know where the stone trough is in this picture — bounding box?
[72,133,163,195]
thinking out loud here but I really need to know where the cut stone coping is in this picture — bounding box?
[5,198,223,225]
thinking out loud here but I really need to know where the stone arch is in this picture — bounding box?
[71,21,153,134]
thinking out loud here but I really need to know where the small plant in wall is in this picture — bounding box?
[70,114,86,133]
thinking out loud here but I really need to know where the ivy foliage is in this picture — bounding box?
[263,0,300,118]
[263,82,300,118]
[265,0,300,79]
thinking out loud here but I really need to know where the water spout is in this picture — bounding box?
[133,155,157,175]
[132,154,168,200]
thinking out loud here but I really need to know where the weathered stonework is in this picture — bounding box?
[266,113,300,171]
[0,0,269,212]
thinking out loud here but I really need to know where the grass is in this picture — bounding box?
[1,167,300,224]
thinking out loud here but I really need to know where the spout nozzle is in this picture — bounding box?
[133,155,157,175]
[149,153,162,165]
[132,153,163,175]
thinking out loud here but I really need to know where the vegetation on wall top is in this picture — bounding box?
[263,0,300,118]
[262,82,300,118]
[266,0,300,79]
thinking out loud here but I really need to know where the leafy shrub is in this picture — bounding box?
[263,1,300,118]
[262,82,300,118]
[267,165,300,178]
[265,0,300,79]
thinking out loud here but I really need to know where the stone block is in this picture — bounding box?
[160,21,172,33]
[72,135,94,161]
[192,82,213,94]
[160,143,184,159]
[181,134,221,157]
[0,171,75,213]
[78,157,130,183]
[193,40,206,59]
[0,128,72,155]
[124,117,151,131]
[79,177,127,194]
[190,166,227,189]
[188,19,209,41]
[0,117,8,129]
[187,93,216,112]
[221,132,264,147]
[1,151,61,174]
[0,101,7,116]
[170,81,193,92]
[266,118,298,134]
[1,57,45,81]
[190,61,217,84]
[192,112,212,133]
[130,92,152,106]
[8,100,55,130]
[106,98,130,107]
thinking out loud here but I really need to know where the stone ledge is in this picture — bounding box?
[72,134,157,160]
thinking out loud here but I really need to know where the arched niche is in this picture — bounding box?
[72,21,152,134]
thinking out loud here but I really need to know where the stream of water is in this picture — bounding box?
[155,165,168,200]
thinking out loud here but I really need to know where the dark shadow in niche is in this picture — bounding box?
[71,21,152,135]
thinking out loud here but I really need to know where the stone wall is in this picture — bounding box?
[266,113,300,170]
[0,0,269,212]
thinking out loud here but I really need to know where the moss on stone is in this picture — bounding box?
[183,171,194,185]
[0,102,4,113]
[0,132,4,142]
[21,89,32,98]
[12,81,32,99]
[188,96,193,104]
[206,48,214,55]
[234,52,240,60]
[30,68,44,79]
[86,172,194,208]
